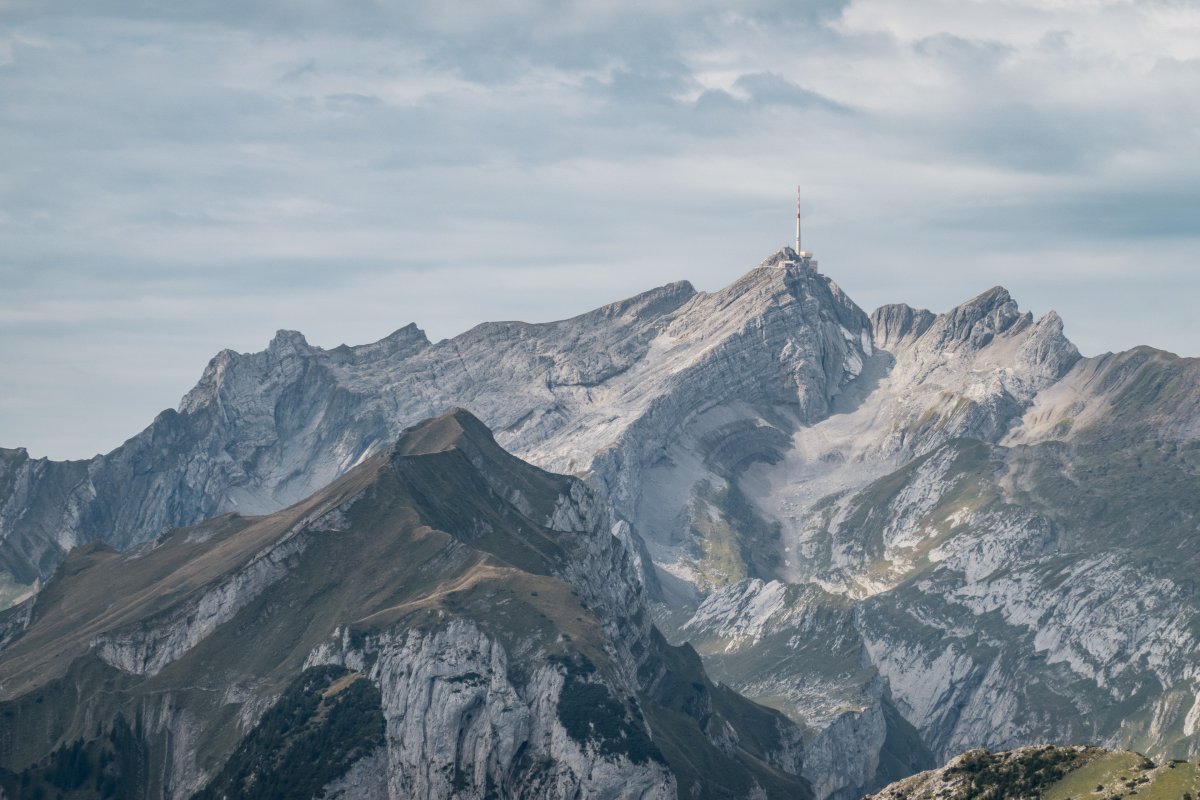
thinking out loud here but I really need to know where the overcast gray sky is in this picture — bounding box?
[3,0,1199,459]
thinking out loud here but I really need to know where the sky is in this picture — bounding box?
[2,0,1199,459]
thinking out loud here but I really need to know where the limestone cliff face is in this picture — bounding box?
[306,620,676,800]
[92,522,310,676]
[861,286,1079,462]
[583,258,873,591]
[679,578,931,799]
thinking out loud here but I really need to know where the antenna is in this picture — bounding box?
[795,185,802,255]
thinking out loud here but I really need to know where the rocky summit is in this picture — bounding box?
[2,247,1200,799]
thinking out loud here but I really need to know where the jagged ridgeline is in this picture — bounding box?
[2,249,1200,798]
[0,409,809,799]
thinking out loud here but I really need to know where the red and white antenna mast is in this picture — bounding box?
[795,185,802,255]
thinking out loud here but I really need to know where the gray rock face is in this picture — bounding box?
[93,521,308,676]
[319,748,389,800]
[679,578,931,799]
[306,620,676,800]
[678,281,1200,789]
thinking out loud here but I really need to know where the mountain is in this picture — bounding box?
[864,745,1200,800]
[682,288,1200,777]
[0,409,809,799]
[0,250,869,597]
[3,247,1200,798]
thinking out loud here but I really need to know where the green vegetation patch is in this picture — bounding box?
[941,746,1092,800]
[193,664,385,800]
[685,483,750,587]
[0,572,35,610]
[0,714,149,800]
[1044,751,1200,800]
[684,480,784,589]
[635,631,812,800]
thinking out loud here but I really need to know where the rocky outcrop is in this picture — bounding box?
[306,619,676,800]
[677,578,932,798]
[93,525,308,676]
[0,591,35,650]
[863,745,1108,800]
[870,304,935,351]
[319,748,389,800]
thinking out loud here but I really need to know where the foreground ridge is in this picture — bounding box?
[865,746,1200,800]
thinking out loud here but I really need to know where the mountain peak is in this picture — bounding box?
[760,247,798,267]
[268,329,310,354]
[870,303,936,350]
[391,407,496,458]
[332,322,431,362]
[0,400,811,799]
[974,285,1012,304]
[386,407,568,529]
[757,246,817,268]
[372,322,429,349]
[926,284,1026,350]
[708,250,866,333]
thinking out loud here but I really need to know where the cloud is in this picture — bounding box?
[731,72,851,112]
[0,0,1199,457]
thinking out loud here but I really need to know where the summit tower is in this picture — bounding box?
[792,185,816,267]
[795,185,802,254]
